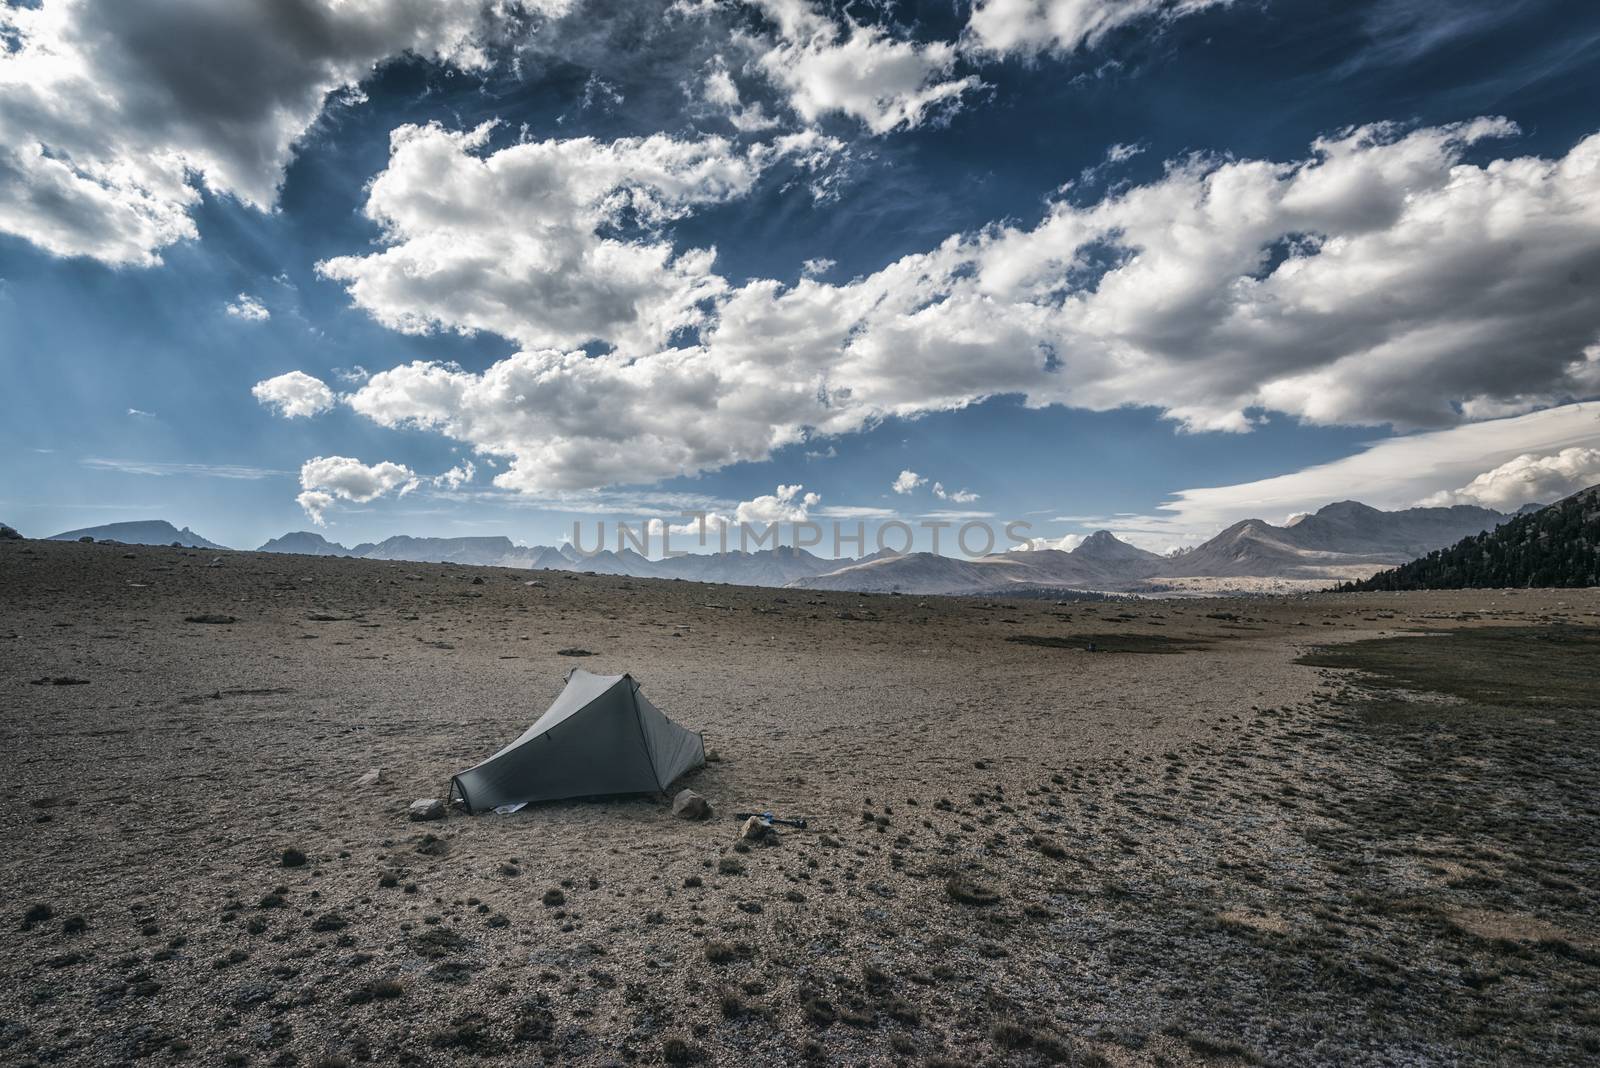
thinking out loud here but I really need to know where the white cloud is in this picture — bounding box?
[700,55,779,132]
[317,121,777,353]
[1015,532,1086,551]
[801,257,836,277]
[653,511,732,540]
[335,119,1600,496]
[891,469,927,494]
[747,0,980,134]
[964,0,1232,57]
[734,482,819,523]
[252,371,336,419]
[127,408,155,418]
[433,460,478,490]
[1419,446,1600,511]
[0,0,528,266]
[226,293,270,322]
[295,491,337,526]
[297,455,420,523]
[932,481,979,503]
[650,483,819,541]
[892,472,978,501]
[660,513,705,534]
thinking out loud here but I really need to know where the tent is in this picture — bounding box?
[450,669,705,813]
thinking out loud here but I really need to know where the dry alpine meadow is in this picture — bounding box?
[3,538,1600,1067]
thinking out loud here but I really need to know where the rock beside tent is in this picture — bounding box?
[671,789,711,820]
[408,798,445,821]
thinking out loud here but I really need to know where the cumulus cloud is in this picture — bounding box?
[734,482,820,523]
[1419,447,1600,511]
[433,460,478,490]
[0,0,530,266]
[296,455,420,524]
[964,0,1232,57]
[747,0,980,134]
[891,469,927,494]
[252,371,336,419]
[933,481,979,503]
[654,512,731,540]
[333,119,1600,495]
[295,490,338,525]
[317,121,782,353]
[651,483,818,541]
[892,471,978,501]
[1014,532,1086,551]
[700,55,779,132]
[226,293,270,322]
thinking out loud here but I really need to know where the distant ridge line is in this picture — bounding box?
[16,496,1563,596]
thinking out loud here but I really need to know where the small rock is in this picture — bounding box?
[470,576,485,585]
[738,816,774,845]
[409,798,446,822]
[556,648,594,657]
[281,847,307,868]
[671,789,711,821]
[355,768,382,788]
[185,613,237,625]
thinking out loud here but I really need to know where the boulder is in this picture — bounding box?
[671,789,711,821]
[408,798,445,822]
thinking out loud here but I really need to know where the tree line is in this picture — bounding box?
[1343,486,1599,591]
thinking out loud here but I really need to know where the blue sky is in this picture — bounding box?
[3,0,1600,553]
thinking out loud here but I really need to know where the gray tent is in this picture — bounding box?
[450,669,704,813]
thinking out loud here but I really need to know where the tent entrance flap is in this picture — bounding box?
[450,669,706,813]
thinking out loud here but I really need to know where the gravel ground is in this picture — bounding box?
[2,539,1598,1067]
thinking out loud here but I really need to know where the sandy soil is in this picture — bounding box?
[3,539,1599,1067]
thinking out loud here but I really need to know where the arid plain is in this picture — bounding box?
[3,539,1598,1067]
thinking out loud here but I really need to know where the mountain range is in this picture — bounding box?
[29,498,1545,595]
[45,519,228,550]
